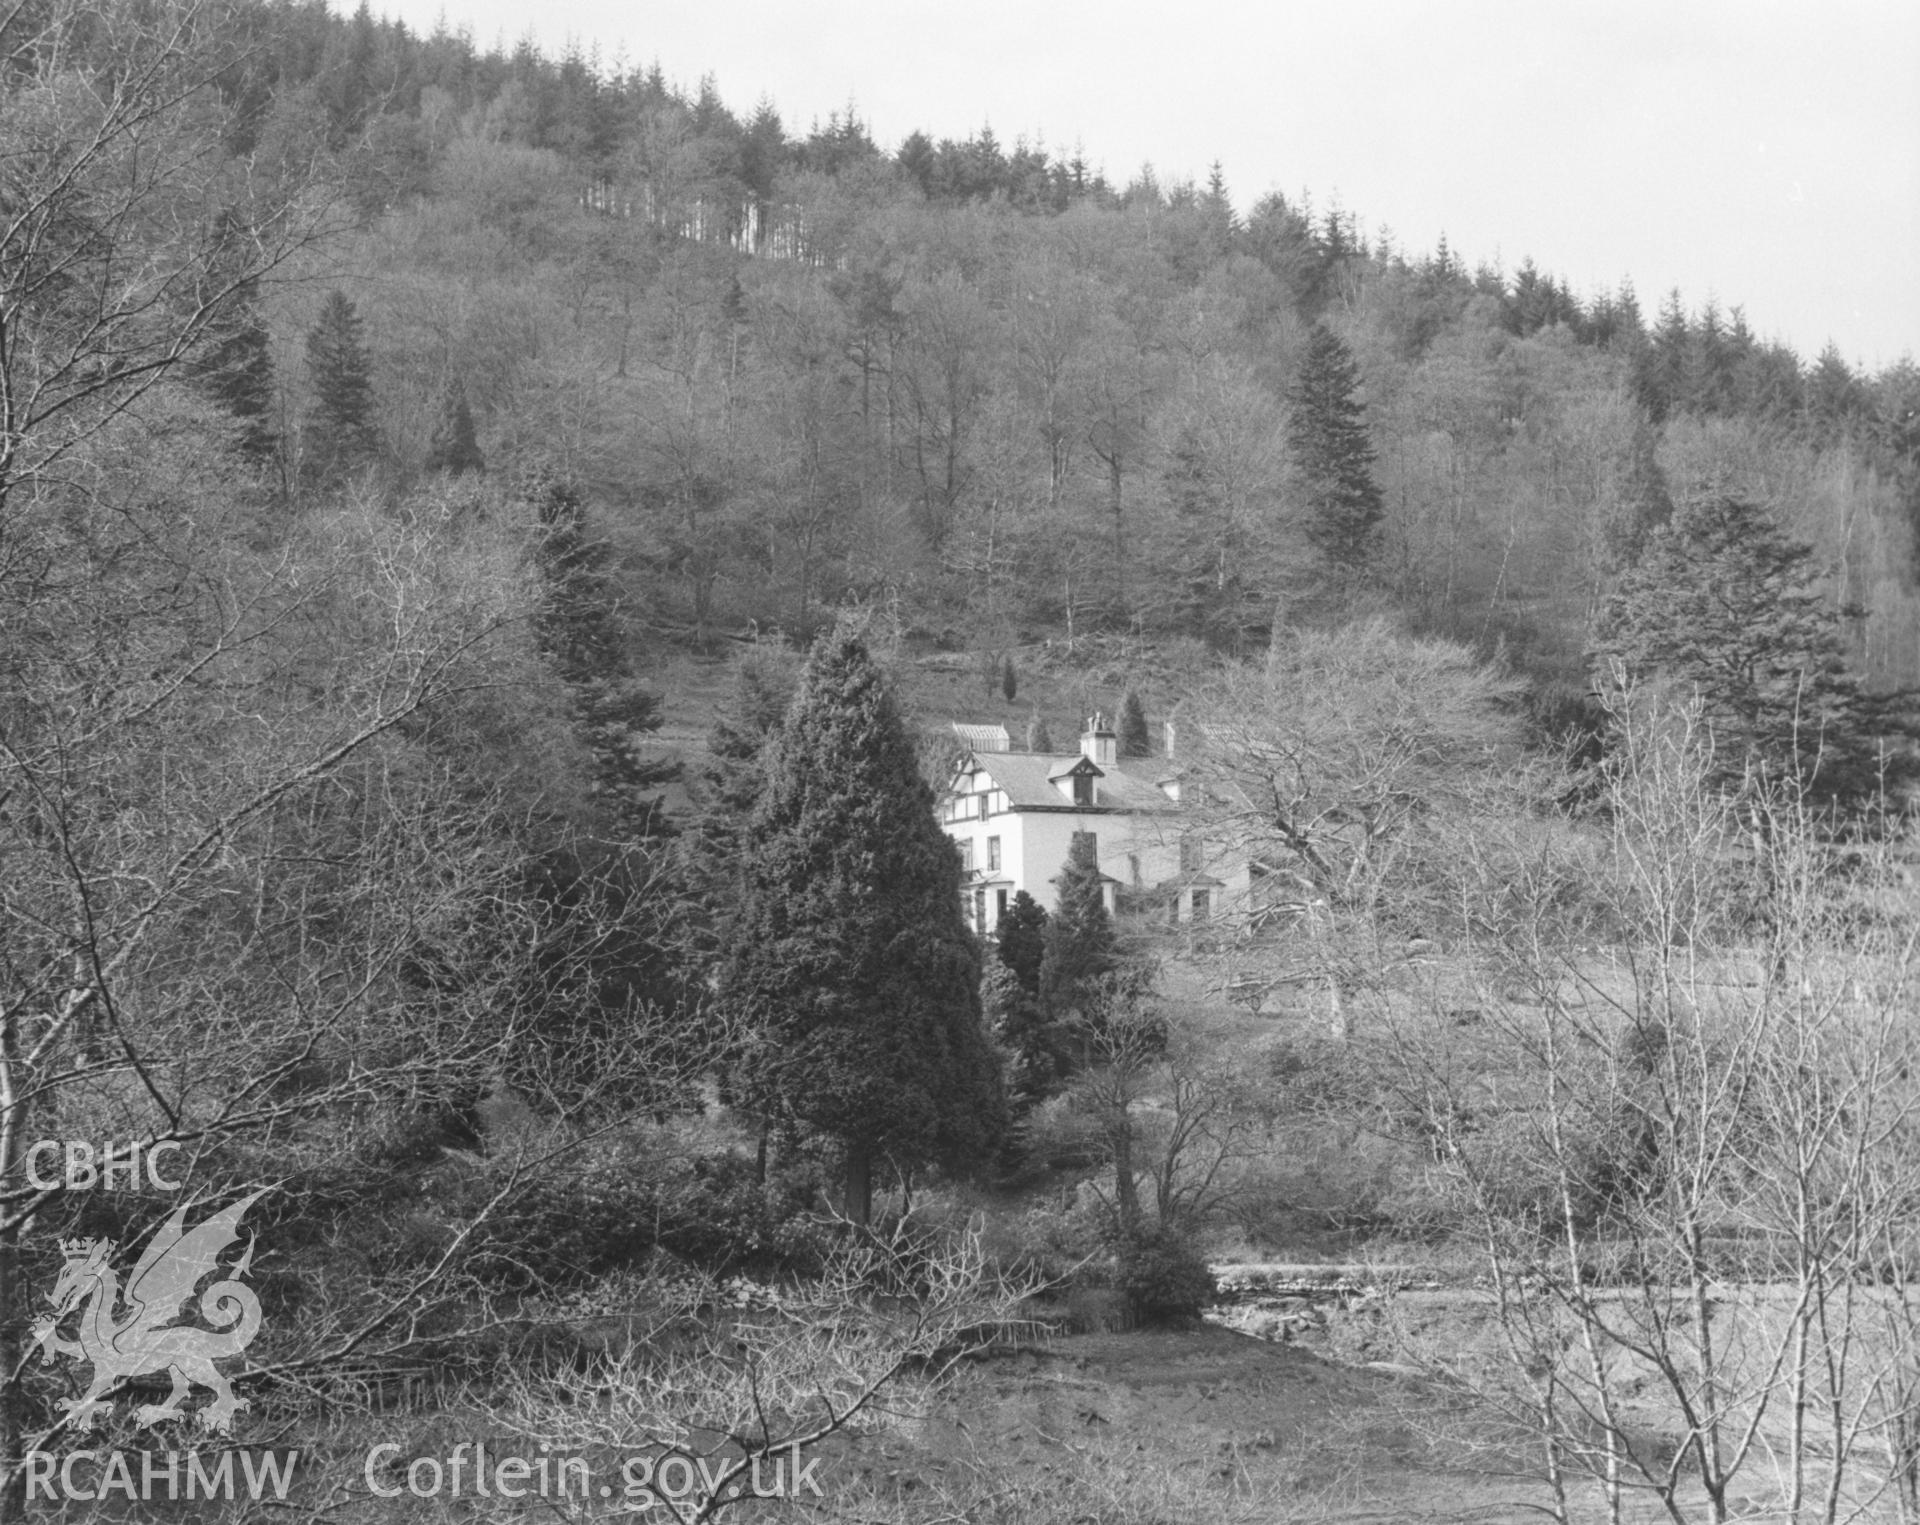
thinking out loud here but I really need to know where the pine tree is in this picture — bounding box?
[727,620,1005,1222]
[302,289,379,487]
[1592,493,1920,811]
[424,385,484,476]
[192,290,279,465]
[1160,424,1255,645]
[987,963,1068,1106]
[1119,691,1151,758]
[1288,323,1384,571]
[1807,344,1868,444]
[531,475,676,837]
[1038,831,1118,1020]
[1636,289,1692,423]
[188,210,279,467]
[1001,655,1018,704]
[685,647,801,1117]
[1026,712,1053,752]
[687,646,801,947]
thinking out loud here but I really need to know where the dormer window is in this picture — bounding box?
[1050,755,1102,806]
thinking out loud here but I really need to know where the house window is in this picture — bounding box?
[978,794,990,819]
[987,836,1001,871]
[1191,888,1211,923]
[959,840,973,871]
[996,889,1009,922]
[1073,772,1093,806]
[973,888,987,935]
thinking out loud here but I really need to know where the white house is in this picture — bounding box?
[939,714,1254,939]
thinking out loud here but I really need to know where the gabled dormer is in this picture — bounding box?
[1048,754,1103,807]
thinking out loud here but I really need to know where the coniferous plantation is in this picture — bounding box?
[5,0,1920,1520]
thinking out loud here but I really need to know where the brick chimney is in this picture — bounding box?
[1080,712,1117,768]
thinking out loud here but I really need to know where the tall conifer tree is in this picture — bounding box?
[1119,691,1151,758]
[530,475,675,837]
[1038,831,1118,1019]
[302,289,378,487]
[190,210,279,467]
[192,293,279,465]
[424,385,485,476]
[1288,324,1384,571]
[1592,493,1920,810]
[990,891,1064,1102]
[727,620,1004,1222]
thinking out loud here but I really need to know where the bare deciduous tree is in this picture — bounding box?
[1387,700,1920,1525]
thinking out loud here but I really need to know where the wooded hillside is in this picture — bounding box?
[7,2,1920,1516]
[154,0,1920,696]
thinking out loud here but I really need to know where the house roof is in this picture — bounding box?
[958,750,1180,814]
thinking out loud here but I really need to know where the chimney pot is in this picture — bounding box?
[1081,713,1117,769]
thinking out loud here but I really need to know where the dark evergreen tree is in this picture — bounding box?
[302,289,379,486]
[1243,191,1327,313]
[1683,299,1736,415]
[187,209,279,467]
[192,289,279,465]
[1026,712,1053,752]
[994,890,1050,996]
[726,621,1005,1222]
[424,384,484,476]
[705,649,801,804]
[1636,289,1692,423]
[1038,831,1118,1020]
[684,647,801,1123]
[986,962,1069,1107]
[1001,655,1018,704]
[1807,344,1868,445]
[741,98,790,218]
[1119,691,1151,758]
[530,474,676,837]
[1159,424,1260,645]
[1288,323,1384,571]
[1591,493,1920,811]
[688,646,800,919]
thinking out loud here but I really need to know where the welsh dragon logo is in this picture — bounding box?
[31,1189,267,1435]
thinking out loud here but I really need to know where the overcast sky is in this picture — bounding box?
[377,0,1919,372]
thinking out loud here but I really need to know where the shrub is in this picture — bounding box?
[1115,1225,1216,1324]
[457,1139,662,1290]
[653,1150,829,1275]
